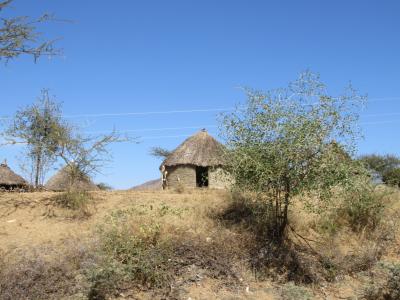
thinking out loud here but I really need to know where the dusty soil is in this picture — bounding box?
[0,189,399,300]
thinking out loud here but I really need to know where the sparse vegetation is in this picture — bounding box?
[280,282,313,300]
[339,181,387,231]
[362,262,400,300]
[52,190,95,219]
[0,241,94,300]
[0,0,60,62]
[96,183,112,191]
[149,146,172,159]
[0,189,399,299]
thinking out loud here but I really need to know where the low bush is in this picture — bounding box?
[0,242,93,300]
[340,185,386,232]
[87,218,172,299]
[382,168,400,187]
[362,262,400,300]
[280,282,314,300]
[52,190,94,218]
[87,207,241,299]
[218,192,322,283]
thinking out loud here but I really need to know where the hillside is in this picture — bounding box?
[130,179,161,191]
[0,189,399,299]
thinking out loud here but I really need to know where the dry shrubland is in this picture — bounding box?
[0,188,399,299]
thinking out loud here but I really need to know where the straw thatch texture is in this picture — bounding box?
[160,130,231,189]
[0,163,27,187]
[162,130,226,167]
[45,166,99,192]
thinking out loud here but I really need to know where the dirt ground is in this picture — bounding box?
[0,189,399,300]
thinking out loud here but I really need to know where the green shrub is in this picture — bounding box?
[362,262,400,300]
[87,215,173,299]
[382,168,400,187]
[340,185,386,232]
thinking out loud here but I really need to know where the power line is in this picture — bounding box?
[368,97,400,102]
[360,119,400,125]
[362,113,400,118]
[86,125,218,134]
[0,96,399,120]
[63,108,234,119]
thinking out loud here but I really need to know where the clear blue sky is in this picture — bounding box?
[1,0,399,189]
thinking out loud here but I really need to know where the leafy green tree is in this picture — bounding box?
[221,71,366,241]
[0,0,60,62]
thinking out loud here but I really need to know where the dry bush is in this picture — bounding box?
[85,202,243,299]
[362,262,400,300]
[279,282,314,300]
[339,186,387,232]
[215,189,399,286]
[215,192,324,283]
[0,241,94,300]
[51,190,95,219]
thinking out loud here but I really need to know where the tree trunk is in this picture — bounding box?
[34,151,42,188]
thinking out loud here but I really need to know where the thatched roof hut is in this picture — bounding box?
[160,129,230,189]
[45,165,99,192]
[162,129,226,168]
[0,162,27,190]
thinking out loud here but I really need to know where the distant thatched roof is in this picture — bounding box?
[0,163,27,186]
[161,129,226,168]
[45,165,99,191]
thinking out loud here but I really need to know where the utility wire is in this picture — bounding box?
[86,125,218,134]
[0,97,399,120]
[63,108,234,118]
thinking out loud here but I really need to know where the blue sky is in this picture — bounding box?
[1,0,399,189]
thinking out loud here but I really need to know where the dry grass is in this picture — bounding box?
[0,187,399,299]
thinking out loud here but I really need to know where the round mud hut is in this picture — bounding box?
[160,129,231,189]
[0,161,28,191]
[45,165,99,192]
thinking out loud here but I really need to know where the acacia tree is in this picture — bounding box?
[56,128,129,190]
[149,146,171,159]
[0,0,60,62]
[221,71,367,241]
[4,90,67,187]
[4,92,131,190]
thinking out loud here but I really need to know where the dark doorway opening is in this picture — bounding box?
[196,166,209,187]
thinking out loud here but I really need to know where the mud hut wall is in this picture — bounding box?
[166,165,196,188]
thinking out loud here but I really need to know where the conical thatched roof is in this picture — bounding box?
[45,165,99,191]
[161,129,226,167]
[0,163,27,186]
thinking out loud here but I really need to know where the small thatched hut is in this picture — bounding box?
[0,161,27,191]
[160,129,231,189]
[45,165,99,192]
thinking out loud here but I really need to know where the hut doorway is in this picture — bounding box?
[196,166,209,187]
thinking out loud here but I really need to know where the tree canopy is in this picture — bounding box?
[0,0,60,62]
[221,71,367,240]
